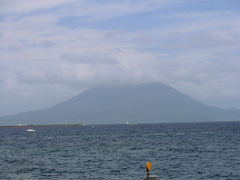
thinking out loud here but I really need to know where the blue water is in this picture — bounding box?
[0,122,240,180]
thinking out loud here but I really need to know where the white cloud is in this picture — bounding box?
[50,0,172,22]
[0,0,75,15]
[1,0,172,21]
[0,0,240,115]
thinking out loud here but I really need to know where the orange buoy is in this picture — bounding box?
[146,161,152,170]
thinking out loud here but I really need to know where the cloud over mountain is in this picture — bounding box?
[0,0,240,115]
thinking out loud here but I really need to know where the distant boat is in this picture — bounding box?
[125,121,137,125]
[26,128,35,132]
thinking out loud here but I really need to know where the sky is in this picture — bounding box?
[0,0,240,116]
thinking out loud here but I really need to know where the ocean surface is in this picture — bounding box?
[0,121,240,180]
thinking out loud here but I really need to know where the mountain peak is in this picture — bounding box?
[1,82,240,125]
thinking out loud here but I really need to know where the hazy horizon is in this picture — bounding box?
[1,82,240,117]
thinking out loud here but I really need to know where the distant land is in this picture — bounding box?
[0,123,83,128]
[1,82,240,125]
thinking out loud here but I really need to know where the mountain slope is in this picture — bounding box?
[1,83,240,125]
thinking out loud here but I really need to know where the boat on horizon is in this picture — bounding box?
[26,128,36,132]
[125,121,137,125]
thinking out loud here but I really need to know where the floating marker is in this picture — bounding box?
[146,161,152,170]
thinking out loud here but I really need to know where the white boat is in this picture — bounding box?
[26,128,36,132]
[125,121,137,125]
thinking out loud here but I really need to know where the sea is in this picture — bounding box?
[0,121,240,180]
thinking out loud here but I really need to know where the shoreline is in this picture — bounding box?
[0,120,239,128]
[0,123,84,128]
